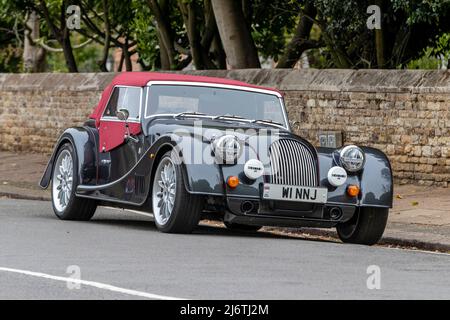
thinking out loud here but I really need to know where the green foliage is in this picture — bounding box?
[313,0,373,67]
[391,0,448,25]
[311,0,450,68]
[46,37,103,73]
[130,0,186,70]
[131,1,159,70]
[0,0,25,72]
[406,50,440,69]
[1,0,450,72]
[407,33,450,69]
[251,0,300,60]
[430,33,450,62]
[0,44,23,72]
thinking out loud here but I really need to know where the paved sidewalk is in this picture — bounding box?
[1,151,449,252]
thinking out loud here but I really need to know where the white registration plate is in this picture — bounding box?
[262,184,328,204]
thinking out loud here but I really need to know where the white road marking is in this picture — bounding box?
[0,267,185,300]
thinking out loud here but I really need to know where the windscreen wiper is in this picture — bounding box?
[251,119,284,127]
[173,111,207,118]
[213,114,247,120]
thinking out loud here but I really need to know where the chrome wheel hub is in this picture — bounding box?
[52,150,73,212]
[152,157,176,226]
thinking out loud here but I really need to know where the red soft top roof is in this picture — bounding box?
[90,72,282,124]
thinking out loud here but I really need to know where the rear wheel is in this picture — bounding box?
[224,222,262,232]
[51,143,97,220]
[152,150,203,233]
[336,207,388,245]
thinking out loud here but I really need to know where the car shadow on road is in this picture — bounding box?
[89,217,337,244]
[90,218,156,231]
[197,224,338,244]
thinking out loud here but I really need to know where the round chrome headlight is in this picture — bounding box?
[212,135,241,163]
[340,145,365,172]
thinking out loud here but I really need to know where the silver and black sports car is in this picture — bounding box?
[40,72,393,245]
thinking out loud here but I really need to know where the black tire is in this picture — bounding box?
[224,221,262,232]
[51,143,97,221]
[336,207,388,245]
[152,150,204,233]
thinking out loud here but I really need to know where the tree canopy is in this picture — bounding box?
[0,0,449,72]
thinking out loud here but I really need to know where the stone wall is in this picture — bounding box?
[0,70,449,186]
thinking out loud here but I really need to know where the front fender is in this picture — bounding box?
[39,127,98,189]
[167,132,225,196]
[317,147,393,208]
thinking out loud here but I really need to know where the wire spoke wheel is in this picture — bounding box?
[152,156,177,226]
[50,143,97,221]
[151,150,203,233]
[52,150,73,212]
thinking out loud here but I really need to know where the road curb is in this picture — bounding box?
[378,236,450,253]
[276,227,450,253]
[0,191,51,202]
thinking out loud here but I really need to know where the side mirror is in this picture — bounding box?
[116,108,129,121]
[116,108,138,143]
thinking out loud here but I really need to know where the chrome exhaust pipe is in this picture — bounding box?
[329,207,343,220]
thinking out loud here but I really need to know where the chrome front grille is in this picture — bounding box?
[269,139,318,186]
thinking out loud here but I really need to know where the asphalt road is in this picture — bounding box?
[0,198,449,300]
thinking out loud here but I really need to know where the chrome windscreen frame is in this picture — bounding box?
[143,81,290,131]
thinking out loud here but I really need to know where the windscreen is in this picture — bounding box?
[145,85,286,126]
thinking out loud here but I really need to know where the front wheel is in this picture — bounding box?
[152,150,203,233]
[336,207,388,245]
[51,143,97,220]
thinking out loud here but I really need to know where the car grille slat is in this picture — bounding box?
[287,140,299,185]
[270,141,280,184]
[269,139,318,187]
[281,140,290,185]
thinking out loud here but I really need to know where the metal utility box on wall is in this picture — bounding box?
[318,131,343,148]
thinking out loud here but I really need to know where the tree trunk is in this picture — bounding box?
[60,0,78,72]
[276,3,317,68]
[117,49,125,71]
[374,0,385,68]
[156,29,171,69]
[61,28,78,72]
[241,0,252,29]
[148,0,177,69]
[179,1,205,69]
[23,11,46,72]
[212,31,226,69]
[38,0,78,72]
[99,0,110,72]
[375,29,385,68]
[211,0,260,69]
[201,0,217,49]
[123,38,132,71]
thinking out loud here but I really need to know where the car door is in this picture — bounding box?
[97,86,145,188]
